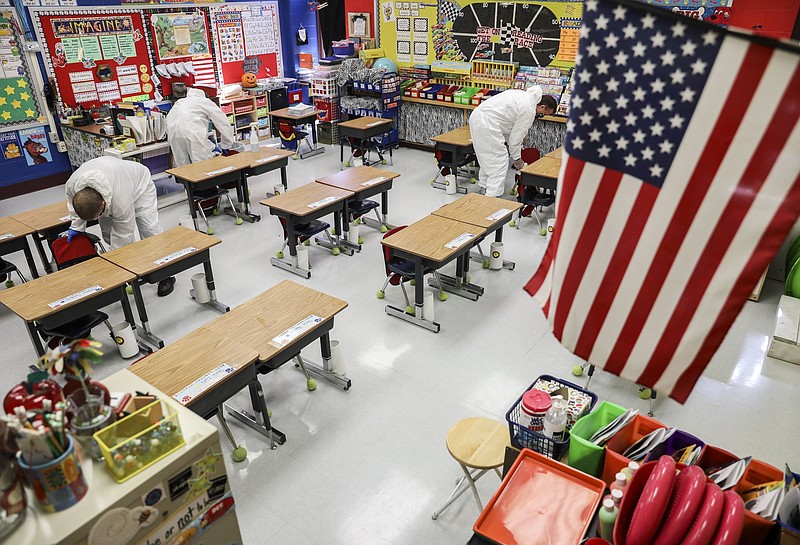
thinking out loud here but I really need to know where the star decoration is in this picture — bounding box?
[571,95,584,110]
[642,105,656,119]
[598,144,611,158]
[612,5,626,20]
[597,104,611,118]
[660,140,675,154]
[642,60,657,75]
[660,96,676,111]
[566,120,576,133]
[668,115,684,130]
[580,112,594,126]
[11,100,20,109]
[579,70,592,83]
[651,32,666,47]
[606,78,620,92]
[20,92,29,101]
[672,23,687,38]
[595,14,610,30]
[597,60,610,75]
[586,42,601,57]
[16,79,26,88]
[671,69,687,85]
[691,59,708,74]
[614,51,629,66]
[605,33,619,48]
[25,108,35,117]
[0,97,5,106]
[616,136,629,150]
[624,111,638,125]
[585,0,598,11]
[194,448,222,475]
[632,87,647,101]
[632,42,647,57]
[680,87,696,102]
[623,69,637,84]
[642,147,655,161]
[650,79,666,93]
[607,120,621,134]
[580,26,592,40]
[661,51,677,66]
[187,474,212,499]
[589,129,602,142]
[632,130,647,143]
[625,153,637,166]
[572,136,585,150]
[0,111,9,120]
[642,13,656,29]
[681,41,697,56]
[651,122,665,137]
[615,96,630,109]
[650,164,664,178]
[623,23,637,39]
[4,85,13,95]
[588,87,602,101]
[703,30,718,45]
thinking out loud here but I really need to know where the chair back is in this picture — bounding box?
[277,119,298,150]
[382,225,407,283]
[520,147,540,164]
[51,233,99,269]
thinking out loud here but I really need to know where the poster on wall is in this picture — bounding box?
[0,131,20,159]
[32,8,156,109]
[210,3,281,86]
[151,12,209,62]
[640,0,733,26]
[17,126,52,166]
[0,10,46,130]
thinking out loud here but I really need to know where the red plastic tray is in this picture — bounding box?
[474,448,605,545]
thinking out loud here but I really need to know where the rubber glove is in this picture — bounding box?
[221,148,230,157]
[212,146,223,156]
[513,158,526,170]
[66,229,82,243]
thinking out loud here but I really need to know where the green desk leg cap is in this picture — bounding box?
[509,220,517,228]
[379,225,388,233]
[125,285,133,295]
[430,180,436,186]
[470,178,477,184]
[409,279,415,286]
[540,227,547,236]
[304,239,311,246]
[331,247,340,256]
[357,236,365,244]
[438,292,448,301]
[268,408,272,418]
[405,305,415,315]
[235,217,244,225]
[4,279,14,288]
[276,251,284,259]
[345,161,351,167]
[292,155,298,160]
[482,260,490,269]
[306,378,317,391]
[231,447,247,463]
[213,209,221,216]
[571,365,584,377]
[355,218,362,225]
[330,227,336,235]
[638,387,652,400]
[207,228,215,235]
[381,159,387,165]
[376,290,385,299]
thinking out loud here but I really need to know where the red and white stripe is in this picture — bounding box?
[192,56,217,87]
[526,34,800,402]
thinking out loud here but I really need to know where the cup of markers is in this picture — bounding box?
[17,434,88,513]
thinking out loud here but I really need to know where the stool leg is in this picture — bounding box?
[431,467,489,520]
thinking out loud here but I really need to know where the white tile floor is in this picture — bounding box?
[0,144,797,544]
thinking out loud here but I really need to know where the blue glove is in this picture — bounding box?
[221,148,230,157]
[212,146,223,156]
[66,229,82,243]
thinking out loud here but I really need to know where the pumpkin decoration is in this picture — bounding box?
[241,72,258,88]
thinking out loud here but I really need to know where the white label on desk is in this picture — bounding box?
[365,121,384,127]
[48,285,103,309]
[307,196,337,209]
[444,233,476,249]
[270,314,322,348]
[361,177,387,187]
[0,233,13,241]
[204,166,235,176]
[486,208,512,222]
[255,156,279,164]
[172,364,236,405]
[59,215,72,222]
[154,246,198,265]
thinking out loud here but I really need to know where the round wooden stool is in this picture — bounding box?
[431,417,509,520]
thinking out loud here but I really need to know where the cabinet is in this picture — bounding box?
[219,94,271,143]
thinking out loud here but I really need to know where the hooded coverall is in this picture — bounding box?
[166,88,234,167]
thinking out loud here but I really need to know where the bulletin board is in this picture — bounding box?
[209,2,282,85]
[640,0,734,25]
[32,8,156,109]
[379,0,583,69]
[0,9,46,131]
[147,8,217,88]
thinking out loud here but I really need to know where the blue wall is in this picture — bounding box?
[2,0,317,193]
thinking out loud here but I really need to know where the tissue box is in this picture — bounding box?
[532,376,594,429]
[112,137,136,152]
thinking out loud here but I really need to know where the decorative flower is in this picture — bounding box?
[37,339,103,382]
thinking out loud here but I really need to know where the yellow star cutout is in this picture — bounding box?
[25,108,35,117]
[186,474,212,499]
[0,97,5,106]
[11,100,20,109]
[3,85,13,95]
[0,111,10,120]
[20,92,29,101]
[16,79,26,88]
[193,448,221,475]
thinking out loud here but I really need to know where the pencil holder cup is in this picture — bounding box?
[489,242,503,270]
[112,322,139,359]
[17,435,88,513]
[178,215,194,230]
[546,218,556,243]
[296,245,309,271]
[445,175,457,195]
[191,273,211,304]
[69,403,115,460]
[273,184,283,196]
[347,221,360,244]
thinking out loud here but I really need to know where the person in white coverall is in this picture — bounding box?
[65,156,175,296]
[166,86,234,167]
[468,86,557,197]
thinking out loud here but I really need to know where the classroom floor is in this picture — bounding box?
[0,144,797,545]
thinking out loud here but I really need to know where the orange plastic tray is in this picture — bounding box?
[473,448,605,545]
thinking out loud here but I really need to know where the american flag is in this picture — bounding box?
[526,0,800,402]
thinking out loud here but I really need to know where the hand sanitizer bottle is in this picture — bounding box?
[250,122,259,152]
[543,395,568,441]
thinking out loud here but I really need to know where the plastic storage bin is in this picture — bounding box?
[695,444,740,475]
[735,458,782,545]
[94,398,185,483]
[601,413,666,485]
[643,429,704,462]
[567,400,627,478]
[454,87,480,105]
[505,375,597,460]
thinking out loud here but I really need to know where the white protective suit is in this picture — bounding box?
[66,156,162,250]
[468,86,542,197]
[166,88,234,167]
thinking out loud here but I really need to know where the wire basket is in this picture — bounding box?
[505,374,598,460]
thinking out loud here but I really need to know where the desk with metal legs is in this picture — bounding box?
[432,194,523,271]
[0,258,146,357]
[260,183,355,278]
[430,126,475,194]
[338,116,393,168]
[12,201,76,274]
[267,108,324,159]
[381,215,487,332]
[101,227,229,349]
[315,166,401,234]
[0,217,40,280]
[231,147,294,198]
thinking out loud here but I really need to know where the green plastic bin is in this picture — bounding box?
[567,401,627,478]
[454,87,480,105]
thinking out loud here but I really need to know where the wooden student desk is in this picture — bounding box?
[545,146,564,159]
[201,280,350,440]
[520,156,561,191]
[338,116,394,168]
[260,183,355,278]
[315,165,401,233]
[0,216,40,279]
[12,201,73,274]
[166,155,259,227]
[432,193,523,271]
[100,227,229,349]
[430,126,475,194]
[230,147,295,196]
[0,257,144,357]
[381,215,487,332]
[267,107,324,159]
[128,328,280,451]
